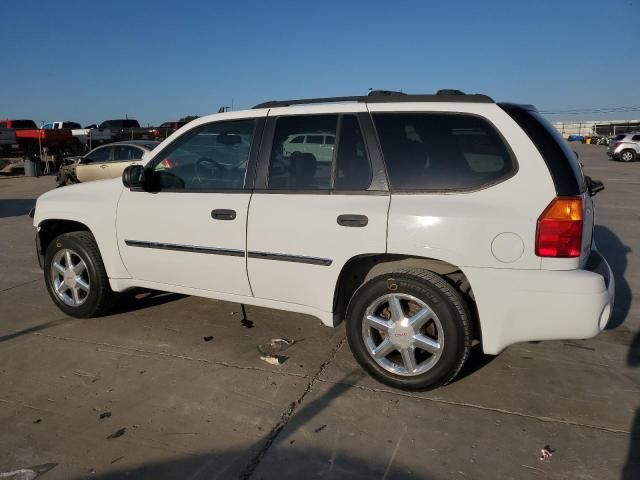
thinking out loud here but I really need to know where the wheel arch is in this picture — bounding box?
[36,219,92,268]
[333,254,481,340]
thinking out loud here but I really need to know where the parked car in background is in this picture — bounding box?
[607,132,640,162]
[0,125,18,155]
[33,90,613,391]
[43,121,112,150]
[56,140,160,186]
[157,121,187,139]
[98,119,161,142]
[0,119,74,156]
[282,131,336,164]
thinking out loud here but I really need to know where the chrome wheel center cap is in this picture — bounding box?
[388,322,414,349]
[63,270,77,288]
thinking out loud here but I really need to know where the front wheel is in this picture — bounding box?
[346,269,473,391]
[620,150,636,162]
[44,231,115,318]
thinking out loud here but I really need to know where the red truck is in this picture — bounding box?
[0,119,75,156]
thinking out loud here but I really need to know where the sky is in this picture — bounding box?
[1,0,638,126]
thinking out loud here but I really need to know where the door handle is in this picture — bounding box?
[100,164,107,168]
[211,209,236,220]
[337,214,368,227]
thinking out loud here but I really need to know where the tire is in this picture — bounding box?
[43,231,115,318]
[346,269,473,391]
[620,150,636,162]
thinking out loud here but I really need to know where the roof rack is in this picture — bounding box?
[253,89,493,109]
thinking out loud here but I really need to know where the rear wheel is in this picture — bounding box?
[620,150,636,162]
[44,231,115,318]
[346,269,473,391]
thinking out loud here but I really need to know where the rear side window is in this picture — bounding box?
[373,113,515,191]
[632,135,640,142]
[499,104,585,195]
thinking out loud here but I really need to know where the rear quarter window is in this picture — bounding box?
[373,113,516,191]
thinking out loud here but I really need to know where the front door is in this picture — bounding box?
[76,145,113,182]
[116,117,262,295]
[247,108,390,313]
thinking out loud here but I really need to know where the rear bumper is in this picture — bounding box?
[466,249,614,355]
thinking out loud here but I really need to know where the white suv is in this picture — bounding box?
[32,90,615,391]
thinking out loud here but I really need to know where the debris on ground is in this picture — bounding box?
[540,445,554,461]
[0,463,57,480]
[139,370,146,374]
[106,428,126,440]
[257,338,296,357]
[260,355,285,366]
[203,336,214,342]
[314,424,327,433]
[32,419,42,424]
[99,412,112,420]
[110,456,124,464]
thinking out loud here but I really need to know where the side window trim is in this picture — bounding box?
[254,113,388,193]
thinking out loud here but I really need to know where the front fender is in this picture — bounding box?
[34,179,131,279]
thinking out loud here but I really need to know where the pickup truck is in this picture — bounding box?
[0,125,18,155]
[98,119,161,142]
[43,121,112,150]
[0,119,74,156]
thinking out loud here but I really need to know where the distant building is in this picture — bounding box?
[549,119,640,138]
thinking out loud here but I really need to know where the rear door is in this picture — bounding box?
[247,105,389,313]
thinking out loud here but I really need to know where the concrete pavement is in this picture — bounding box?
[0,144,638,479]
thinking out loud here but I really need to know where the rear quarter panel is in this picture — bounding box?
[372,103,557,270]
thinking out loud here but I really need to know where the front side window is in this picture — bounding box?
[149,119,256,191]
[85,146,111,163]
[373,113,515,191]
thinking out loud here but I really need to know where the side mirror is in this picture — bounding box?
[122,164,145,189]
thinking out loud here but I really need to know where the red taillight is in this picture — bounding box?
[535,197,583,258]
[152,128,160,137]
[611,141,620,149]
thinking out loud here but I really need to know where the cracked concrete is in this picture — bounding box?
[0,145,638,479]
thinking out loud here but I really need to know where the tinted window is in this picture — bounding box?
[373,113,514,191]
[500,104,584,195]
[614,134,626,141]
[113,145,143,161]
[42,123,53,130]
[325,135,335,145]
[12,120,37,129]
[85,146,111,162]
[632,135,640,142]
[269,115,337,189]
[63,122,82,129]
[335,115,371,190]
[150,119,256,191]
[290,135,305,144]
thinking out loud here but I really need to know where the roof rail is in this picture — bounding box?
[252,90,494,109]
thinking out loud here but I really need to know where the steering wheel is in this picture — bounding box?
[194,157,224,185]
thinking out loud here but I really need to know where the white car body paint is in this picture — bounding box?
[33,100,614,356]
